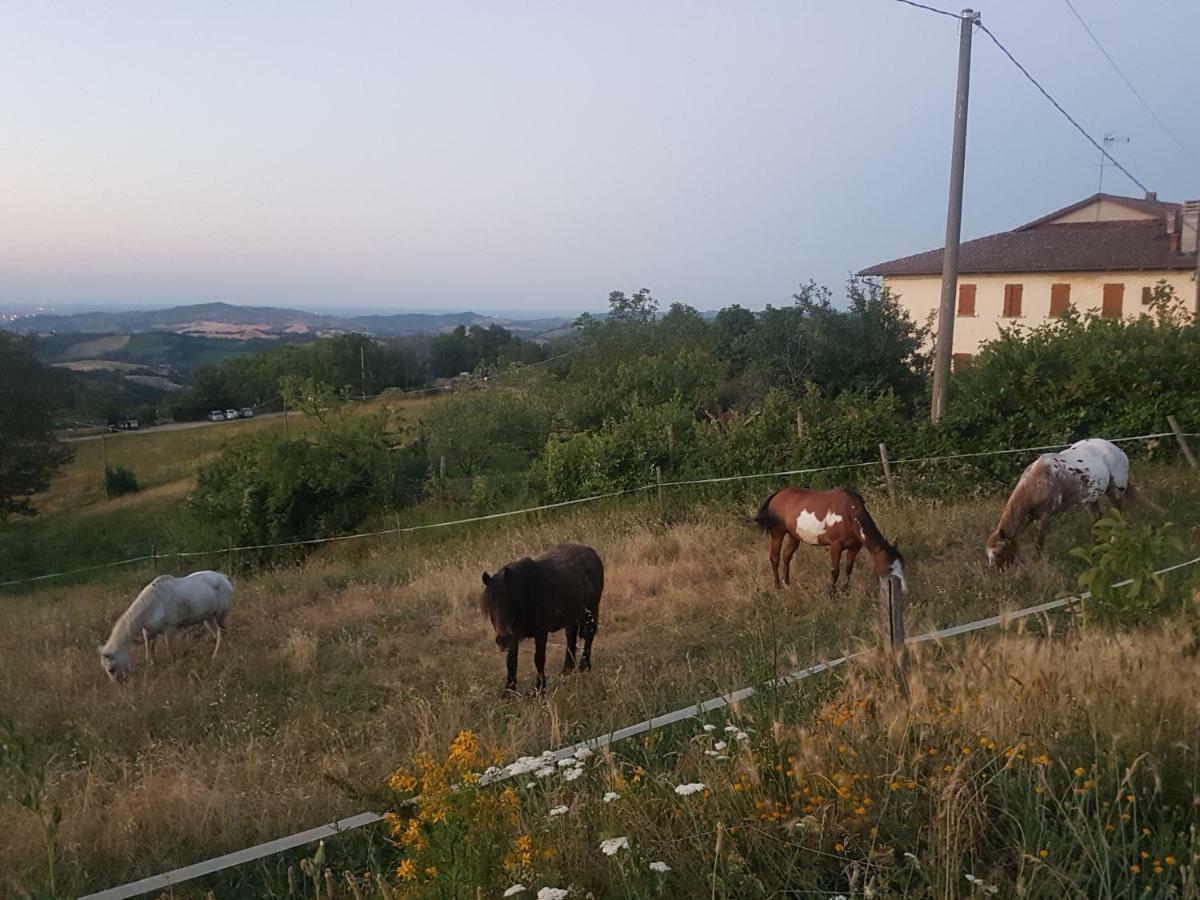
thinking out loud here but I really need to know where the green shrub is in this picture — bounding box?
[1070,512,1185,623]
[103,465,139,496]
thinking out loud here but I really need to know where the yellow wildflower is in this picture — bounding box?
[1033,754,1051,766]
[1153,865,1164,875]
[1130,864,1141,874]
[424,867,438,878]
[388,770,418,793]
[1073,767,1085,777]
[1165,856,1177,866]
[1038,849,1049,859]
[396,859,417,881]
[835,842,845,852]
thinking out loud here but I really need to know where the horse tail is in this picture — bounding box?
[1124,480,1165,516]
[750,491,785,533]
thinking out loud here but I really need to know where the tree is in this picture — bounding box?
[0,332,75,520]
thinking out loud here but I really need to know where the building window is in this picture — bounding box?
[1049,283,1071,317]
[1102,283,1124,318]
[957,283,976,316]
[1141,285,1153,305]
[1002,283,1023,317]
[952,353,972,371]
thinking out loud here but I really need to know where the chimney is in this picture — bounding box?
[1145,191,1158,201]
[1167,210,1179,253]
[1183,200,1200,255]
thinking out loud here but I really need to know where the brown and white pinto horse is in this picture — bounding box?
[753,487,906,595]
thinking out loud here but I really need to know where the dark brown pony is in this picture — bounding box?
[753,487,906,594]
[480,543,603,694]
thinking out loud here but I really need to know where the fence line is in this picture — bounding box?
[78,554,1200,900]
[5,430,1196,589]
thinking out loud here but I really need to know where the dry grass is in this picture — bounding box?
[0,466,1197,896]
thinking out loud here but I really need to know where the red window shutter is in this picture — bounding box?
[1003,284,1023,317]
[952,353,972,371]
[1049,283,1070,317]
[1102,283,1124,318]
[957,284,976,316]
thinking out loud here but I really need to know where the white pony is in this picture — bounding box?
[99,570,233,681]
[986,438,1159,569]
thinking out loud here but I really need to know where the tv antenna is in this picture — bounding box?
[1097,131,1130,196]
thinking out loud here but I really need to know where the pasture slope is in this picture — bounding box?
[1,465,1198,898]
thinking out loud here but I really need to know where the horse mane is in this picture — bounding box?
[841,487,899,560]
[479,558,540,617]
[994,458,1055,540]
[104,576,170,652]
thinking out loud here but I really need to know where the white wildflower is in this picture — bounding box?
[506,756,541,776]
[526,782,536,789]
[702,723,716,732]
[724,724,738,733]
[556,758,577,768]
[964,875,999,895]
[562,766,583,782]
[537,889,568,900]
[735,731,749,742]
[714,741,727,751]
[548,805,569,817]
[504,887,527,897]
[573,747,593,760]
[649,861,671,873]
[704,750,719,757]
[603,791,620,802]
[535,766,556,779]
[674,782,707,796]
[599,836,629,856]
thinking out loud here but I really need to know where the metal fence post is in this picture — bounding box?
[656,465,666,520]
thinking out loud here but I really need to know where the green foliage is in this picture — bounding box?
[742,279,931,406]
[430,323,542,378]
[189,401,410,554]
[0,332,75,521]
[419,390,550,477]
[537,400,692,501]
[103,465,140,497]
[1070,512,1185,623]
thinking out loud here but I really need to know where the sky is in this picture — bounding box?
[2,1,1197,317]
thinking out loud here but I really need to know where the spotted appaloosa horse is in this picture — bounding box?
[753,487,906,595]
[986,438,1160,569]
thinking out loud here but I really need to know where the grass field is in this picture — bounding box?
[1,462,1197,897]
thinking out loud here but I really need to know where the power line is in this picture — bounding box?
[1061,0,1200,165]
[890,0,960,20]
[975,21,1151,196]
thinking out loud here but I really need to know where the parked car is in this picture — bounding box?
[240,406,255,418]
[225,409,240,420]
[208,410,226,422]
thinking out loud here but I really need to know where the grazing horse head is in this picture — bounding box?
[481,561,536,651]
[98,645,132,681]
[873,539,908,596]
[985,528,1017,569]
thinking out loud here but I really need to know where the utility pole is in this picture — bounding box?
[930,8,980,423]
[360,345,367,401]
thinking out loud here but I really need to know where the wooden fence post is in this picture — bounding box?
[878,575,909,698]
[879,442,896,498]
[666,424,674,454]
[439,455,447,481]
[1167,415,1198,471]
[282,397,290,438]
[656,465,666,521]
[796,411,804,439]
